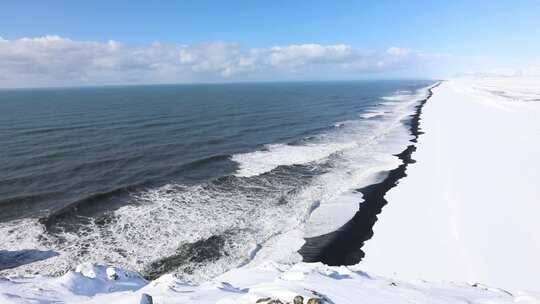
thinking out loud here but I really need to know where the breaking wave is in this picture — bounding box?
[0,85,433,282]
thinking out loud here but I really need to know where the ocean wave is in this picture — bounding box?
[360,111,387,119]
[232,142,356,177]
[0,85,434,283]
[0,173,313,282]
[231,87,429,178]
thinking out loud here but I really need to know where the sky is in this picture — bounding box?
[1,0,539,88]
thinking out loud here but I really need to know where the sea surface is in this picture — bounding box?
[0,80,433,281]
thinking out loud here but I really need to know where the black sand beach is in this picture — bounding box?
[299,82,440,265]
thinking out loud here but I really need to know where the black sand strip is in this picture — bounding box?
[299,82,441,265]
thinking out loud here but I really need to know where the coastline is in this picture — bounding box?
[299,82,440,265]
[2,78,540,303]
[360,77,540,292]
[0,80,438,281]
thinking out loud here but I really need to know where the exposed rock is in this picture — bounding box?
[140,293,153,304]
[294,295,304,304]
[106,267,119,281]
[307,298,322,304]
[143,234,226,280]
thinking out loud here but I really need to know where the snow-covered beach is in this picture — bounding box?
[362,77,540,292]
[2,77,540,303]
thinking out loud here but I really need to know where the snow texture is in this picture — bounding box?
[362,77,540,292]
[1,261,539,303]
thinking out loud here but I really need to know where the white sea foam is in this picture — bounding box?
[0,85,433,283]
[232,87,429,178]
[247,85,432,254]
[381,95,411,102]
[0,180,311,282]
[360,110,387,119]
[232,142,356,177]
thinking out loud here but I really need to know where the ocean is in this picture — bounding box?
[0,80,434,281]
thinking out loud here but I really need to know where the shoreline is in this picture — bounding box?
[359,77,540,291]
[3,78,540,302]
[299,82,440,265]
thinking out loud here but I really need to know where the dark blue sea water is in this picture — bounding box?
[0,80,433,280]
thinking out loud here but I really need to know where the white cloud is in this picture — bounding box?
[0,36,439,88]
[386,47,411,56]
[268,44,352,66]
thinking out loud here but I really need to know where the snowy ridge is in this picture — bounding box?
[459,76,540,103]
[1,261,539,303]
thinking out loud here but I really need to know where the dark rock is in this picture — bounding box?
[143,234,226,280]
[140,293,153,304]
[307,298,322,304]
[294,295,304,304]
[106,267,119,281]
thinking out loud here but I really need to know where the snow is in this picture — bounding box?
[303,191,362,238]
[362,77,540,292]
[2,77,540,303]
[0,263,147,303]
[2,261,539,304]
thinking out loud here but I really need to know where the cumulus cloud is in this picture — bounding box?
[0,36,438,87]
[268,44,352,67]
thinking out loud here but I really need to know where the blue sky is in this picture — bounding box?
[1,0,539,87]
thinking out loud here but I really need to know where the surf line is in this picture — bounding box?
[299,81,442,265]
